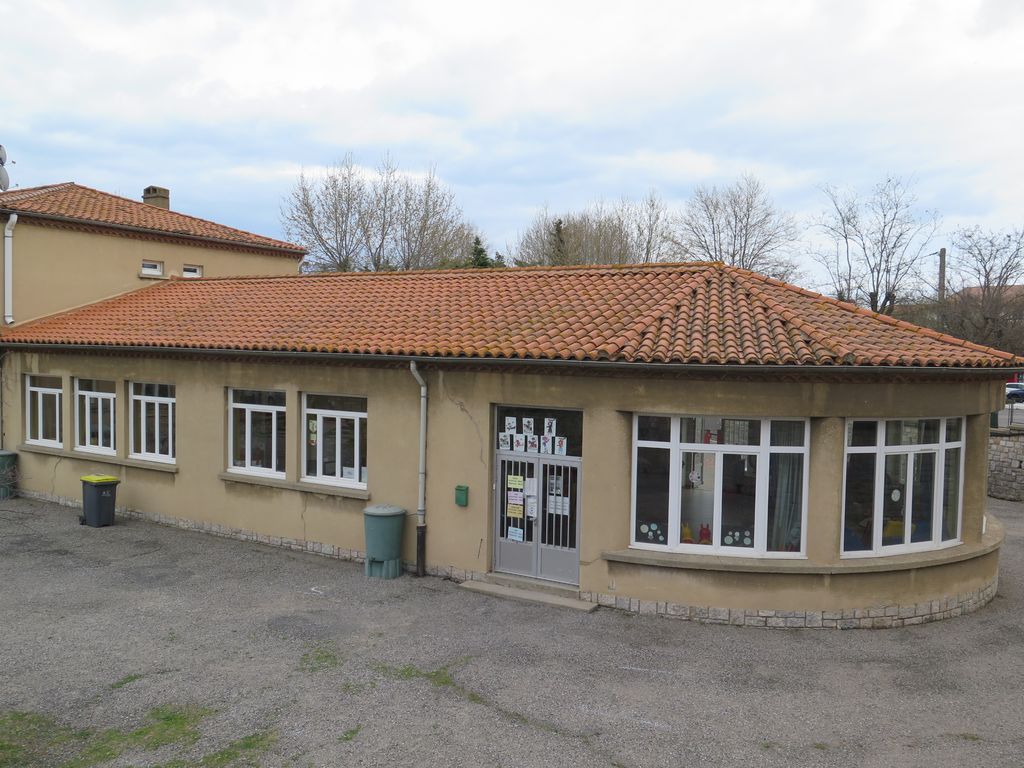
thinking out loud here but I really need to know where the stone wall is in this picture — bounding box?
[989,429,1024,501]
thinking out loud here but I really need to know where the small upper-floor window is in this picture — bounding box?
[25,375,62,447]
[182,264,203,278]
[303,394,367,487]
[140,260,163,277]
[130,382,176,463]
[843,417,964,556]
[632,415,809,557]
[75,379,116,454]
[229,389,286,476]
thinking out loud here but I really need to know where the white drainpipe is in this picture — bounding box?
[409,361,428,576]
[3,213,16,325]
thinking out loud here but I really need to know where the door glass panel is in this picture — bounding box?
[495,406,582,457]
[680,451,715,545]
[720,454,756,548]
[500,459,535,543]
[541,463,577,550]
[882,454,908,545]
[635,447,670,544]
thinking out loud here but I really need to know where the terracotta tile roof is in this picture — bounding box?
[0,263,1017,368]
[0,183,304,256]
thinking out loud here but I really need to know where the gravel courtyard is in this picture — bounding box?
[1,497,1023,768]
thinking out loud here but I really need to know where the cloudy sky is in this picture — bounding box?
[3,0,1023,282]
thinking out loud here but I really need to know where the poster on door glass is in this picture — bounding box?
[522,418,534,435]
[513,434,526,452]
[504,417,517,433]
[507,526,524,542]
[540,435,553,454]
[525,496,538,518]
[527,434,539,453]
[544,418,556,436]
[554,436,568,456]
[498,432,512,451]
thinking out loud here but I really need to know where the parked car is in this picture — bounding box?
[1006,384,1024,403]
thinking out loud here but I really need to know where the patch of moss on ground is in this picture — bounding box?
[0,705,215,768]
[338,726,361,743]
[299,643,342,674]
[153,730,278,768]
[110,673,144,690]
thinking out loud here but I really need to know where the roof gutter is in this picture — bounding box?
[0,208,306,258]
[3,213,17,325]
[0,342,1018,377]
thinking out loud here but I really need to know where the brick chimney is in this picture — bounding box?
[142,185,170,210]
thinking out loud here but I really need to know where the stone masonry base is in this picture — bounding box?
[21,489,997,629]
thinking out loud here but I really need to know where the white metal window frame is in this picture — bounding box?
[630,414,810,559]
[182,264,203,278]
[300,393,367,490]
[841,417,965,558]
[73,378,116,455]
[129,382,176,464]
[140,260,163,276]
[227,388,286,478]
[25,375,63,448]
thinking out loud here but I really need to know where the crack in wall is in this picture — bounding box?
[437,370,486,468]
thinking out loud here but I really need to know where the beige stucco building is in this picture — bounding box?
[1,263,1014,628]
[0,182,303,325]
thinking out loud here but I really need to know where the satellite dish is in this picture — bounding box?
[0,145,7,166]
[0,166,8,193]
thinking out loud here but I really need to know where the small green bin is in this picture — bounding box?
[363,504,406,579]
[0,450,17,500]
[80,474,120,528]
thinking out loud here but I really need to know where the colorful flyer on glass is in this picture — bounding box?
[498,432,512,451]
[540,435,553,454]
[507,526,524,542]
[522,418,534,435]
[513,434,526,452]
[527,434,539,453]
[507,490,524,505]
[507,503,524,519]
[554,436,568,456]
[504,416,517,433]
[506,474,524,490]
[544,417,557,436]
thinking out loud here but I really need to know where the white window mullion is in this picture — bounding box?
[244,408,252,469]
[712,453,723,551]
[904,452,915,547]
[667,417,681,548]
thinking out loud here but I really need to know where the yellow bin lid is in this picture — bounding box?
[81,474,119,483]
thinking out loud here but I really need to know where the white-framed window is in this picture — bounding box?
[229,389,286,477]
[842,418,964,557]
[182,264,203,278]
[74,378,116,454]
[302,394,367,488]
[140,260,163,276]
[25,375,63,447]
[130,382,176,463]
[631,415,809,558]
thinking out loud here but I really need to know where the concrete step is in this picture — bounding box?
[460,580,598,612]
[480,571,580,599]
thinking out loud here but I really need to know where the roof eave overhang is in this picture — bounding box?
[1,342,1018,378]
[0,208,307,258]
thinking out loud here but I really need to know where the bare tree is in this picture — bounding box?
[281,154,366,272]
[938,226,1024,353]
[815,177,940,313]
[281,154,476,272]
[511,192,675,267]
[670,175,799,279]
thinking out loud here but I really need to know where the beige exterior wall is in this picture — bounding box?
[0,218,299,325]
[1,350,1005,615]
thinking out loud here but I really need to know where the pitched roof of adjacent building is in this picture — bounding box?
[0,262,1017,368]
[0,183,305,256]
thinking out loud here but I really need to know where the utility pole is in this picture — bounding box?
[937,247,947,302]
